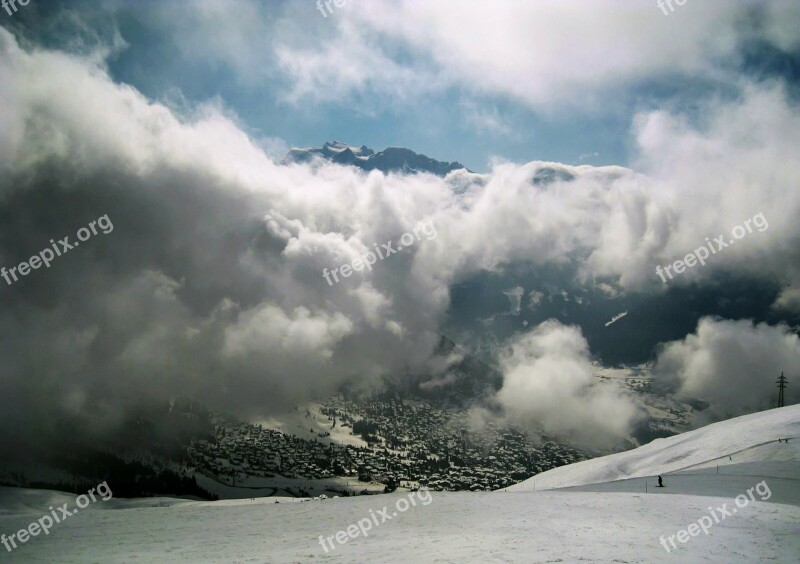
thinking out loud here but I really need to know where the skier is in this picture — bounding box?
[657,475,664,487]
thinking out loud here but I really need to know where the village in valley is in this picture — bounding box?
[186,396,587,497]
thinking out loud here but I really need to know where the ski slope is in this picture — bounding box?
[0,406,798,562]
[508,405,800,492]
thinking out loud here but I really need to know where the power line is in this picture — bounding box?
[776,372,788,408]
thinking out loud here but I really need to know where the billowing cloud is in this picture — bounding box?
[495,320,646,450]
[654,317,800,419]
[1,17,799,458]
[0,27,448,453]
[582,83,800,292]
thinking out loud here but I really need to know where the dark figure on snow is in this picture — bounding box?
[657,475,664,487]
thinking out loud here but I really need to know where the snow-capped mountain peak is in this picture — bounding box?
[281,141,468,176]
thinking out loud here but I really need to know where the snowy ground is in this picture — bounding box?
[194,472,386,500]
[0,488,798,562]
[255,403,369,449]
[1,406,798,562]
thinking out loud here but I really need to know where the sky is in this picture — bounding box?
[1,0,800,455]
[10,0,799,171]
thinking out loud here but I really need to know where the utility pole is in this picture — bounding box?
[776,372,788,408]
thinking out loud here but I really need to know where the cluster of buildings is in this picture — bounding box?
[323,398,586,491]
[187,397,586,493]
[188,420,337,482]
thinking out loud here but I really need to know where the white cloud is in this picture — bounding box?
[654,317,800,419]
[580,83,800,290]
[223,303,353,362]
[274,19,444,107]
[528,290,545,309]
[272,0,797,112]
[502,286,524,316]
[773,286,800,314]
[495,320,645,450]
[460,99,513,135]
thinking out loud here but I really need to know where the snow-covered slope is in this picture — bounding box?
[1,407,798,562]
[509,405,800,491]
[1,487,798,562]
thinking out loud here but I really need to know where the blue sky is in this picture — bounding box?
[103,1,630,170]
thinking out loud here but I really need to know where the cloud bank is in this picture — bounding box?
[654,317,800,420]
[0,15,799,455]
[495,320,646,450]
